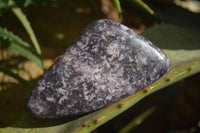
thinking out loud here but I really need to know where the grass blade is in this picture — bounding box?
[124,0,154,15]
[112,0,122,17]
[0,66,33,89]
[0,27,44,68]
[9,0,42,55]
[0,40,44,69]
[0,27,31,48]
[133,0,154,14]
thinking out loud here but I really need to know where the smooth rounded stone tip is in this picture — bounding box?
[26,19,170,118]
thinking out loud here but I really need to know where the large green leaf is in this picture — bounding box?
[0,24,200,133]
[150,1,200,30]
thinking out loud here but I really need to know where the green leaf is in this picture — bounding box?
[132,0,154,14]
[10,0,42,54]
[0,24,200,133]
[112,0,122,18]
[122,0,154,15]
[0,40,43,69]
[0,27,31,48]
[0,1,7,9]
[150,1,200,30]
[0,0,57,10]
[0,27,43,68]
[0,66,33,89]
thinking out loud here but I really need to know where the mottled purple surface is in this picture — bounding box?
[26,19,170,118]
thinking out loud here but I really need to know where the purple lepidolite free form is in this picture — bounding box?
[26,19,170,118]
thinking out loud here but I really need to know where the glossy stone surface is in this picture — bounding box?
[26,19,170,118]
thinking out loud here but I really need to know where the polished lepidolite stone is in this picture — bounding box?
[26,19,170,118]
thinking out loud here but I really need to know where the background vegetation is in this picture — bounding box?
[0,0,200,132]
